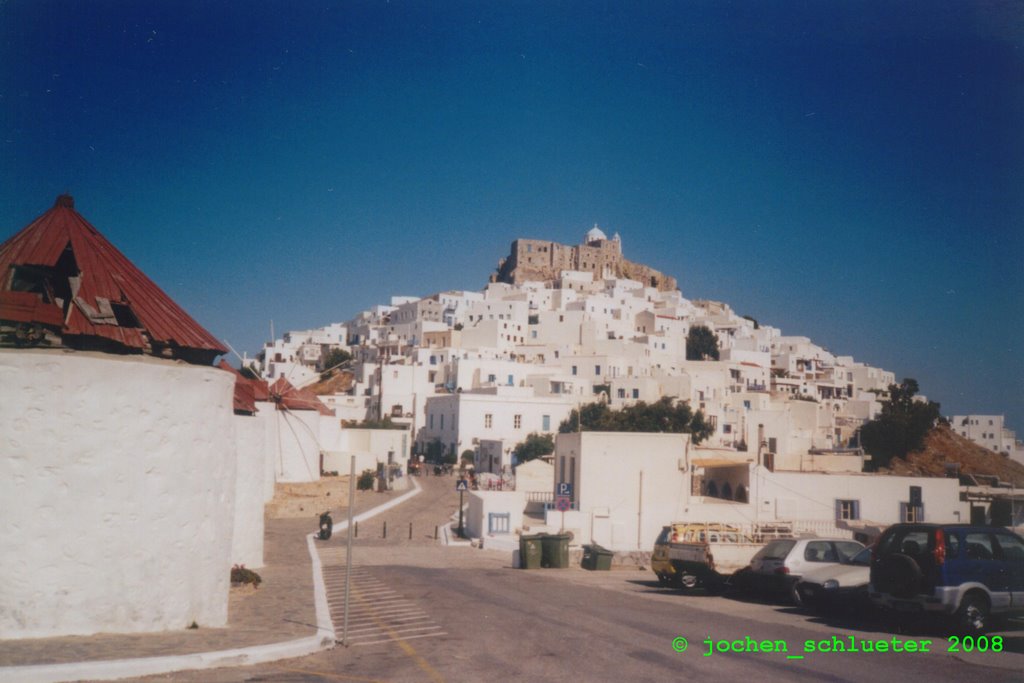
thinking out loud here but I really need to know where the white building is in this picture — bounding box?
[418,387,574,460]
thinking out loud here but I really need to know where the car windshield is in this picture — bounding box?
[655,527,671,545]
[835,541,866,561]
[847,547,872,566]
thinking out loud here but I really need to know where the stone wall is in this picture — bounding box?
[493,237,677,291]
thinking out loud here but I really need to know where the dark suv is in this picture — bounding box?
[869,524,1024,633]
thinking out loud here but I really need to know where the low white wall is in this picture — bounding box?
[466,490,525,539]
[232,414,266,568]
[0,350,237,638]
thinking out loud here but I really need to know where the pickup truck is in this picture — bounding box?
[652,523,790,590]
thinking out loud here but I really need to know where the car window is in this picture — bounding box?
[804,541,836,562]
[946,532,959,558]
[849,548,872,566]
[656,527,671,545]
[835,541,865,561]
[964,532,995,561]
[897,530,929,558]
[994,533,1024,561]
[761,539,796,560]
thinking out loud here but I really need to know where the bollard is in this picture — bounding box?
[354,521,358,538]
[434,525,438,540]
[383,520,387,539]
[409,522,413,540]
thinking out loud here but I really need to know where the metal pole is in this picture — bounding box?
[458,489,464,537]
[383,520,387,539]
[409,522,413,540]
[638,470,643,551]
[343,455,355,646]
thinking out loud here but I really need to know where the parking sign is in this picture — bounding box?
[556,482,573,497]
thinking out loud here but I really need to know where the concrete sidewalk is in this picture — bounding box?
[0,479,421,682]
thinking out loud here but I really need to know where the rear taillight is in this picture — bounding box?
[933,529,946,566]
[774,566,790,575]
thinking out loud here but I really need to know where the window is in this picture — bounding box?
[440,414,444,430]
[429,415,434,429]
[484,414,492,429]
[514,414,522,429]
[835,500,860,521]
[995,532,1024,560]
[508,374,514,386]
[964,532,995,560]
[899,502,924,522]
[632,388,639,399]
[488,374,496,383]
[595,365,601,376]
[542,415,550,431]
[617,388,626,398]
[571,365,577,376]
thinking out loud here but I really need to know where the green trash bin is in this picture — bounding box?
[582,543,613,571]
[519,534,543,569]
[541,533,571,568]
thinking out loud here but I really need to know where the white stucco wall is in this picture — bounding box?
[466,490,525,539]
[0,350,237,638]
[557,431,690,552]
[275,409,322,482]
[231,414,266,568]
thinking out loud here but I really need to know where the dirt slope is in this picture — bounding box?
[879,424,1024,487]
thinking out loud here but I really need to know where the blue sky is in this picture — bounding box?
[2,2,1022,430]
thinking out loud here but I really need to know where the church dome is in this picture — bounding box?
[585,224,607,243]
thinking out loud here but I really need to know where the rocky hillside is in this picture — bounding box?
[309,369,355,395]
[880,424,1024,487]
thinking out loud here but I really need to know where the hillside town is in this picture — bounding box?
[2,200,1022,682]
[251,226,1024,542]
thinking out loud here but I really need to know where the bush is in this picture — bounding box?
[231,564,262,588]
[357,469,376,491]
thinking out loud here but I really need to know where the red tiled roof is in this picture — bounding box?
[0,195,226,362]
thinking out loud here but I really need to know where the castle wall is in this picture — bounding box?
[493,235,676,291]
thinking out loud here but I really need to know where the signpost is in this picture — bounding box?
[456,478,468,537]
[555,482,573,531]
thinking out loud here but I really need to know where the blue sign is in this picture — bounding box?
[456,479,469,492]
[556,482,573,497]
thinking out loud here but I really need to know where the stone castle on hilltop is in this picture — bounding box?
[490,225,677,292]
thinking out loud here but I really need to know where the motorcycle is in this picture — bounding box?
[318,511,333,540]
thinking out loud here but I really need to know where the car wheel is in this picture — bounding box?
[680,574,698,589]
[954,594,990,635]
[790,582,804,607]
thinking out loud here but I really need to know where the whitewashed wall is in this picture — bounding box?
[0,350,237,638]
[274,409,322,482]
[467,490,525,539]
[231,414,266,568]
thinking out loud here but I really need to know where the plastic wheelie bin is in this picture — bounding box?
[582,544,613,570]
[519,534,543,569]
[540,533,571,568]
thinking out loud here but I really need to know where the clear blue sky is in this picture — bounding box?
[2,2,1022,430]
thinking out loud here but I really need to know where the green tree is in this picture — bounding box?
[460,449,476,465]
[859,378,941,470]
[558,397,715,444]
[342,416,407,430]
[686,325,720,361]
[320,348,352,375]
[514,433,555,463]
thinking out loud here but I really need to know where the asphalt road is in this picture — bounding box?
[132,476,1023,682]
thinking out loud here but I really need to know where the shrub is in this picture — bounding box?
[231,564,262,588]
[357,468,376,490]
